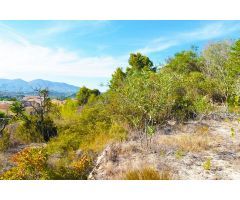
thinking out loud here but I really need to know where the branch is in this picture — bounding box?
[0,118,10,138]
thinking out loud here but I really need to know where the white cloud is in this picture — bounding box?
[137,22,240,54]
[0,24,126,86]
[0,22,30,46]
[137,39,178,54]
[1,21,240,88]
[35,20,110,37]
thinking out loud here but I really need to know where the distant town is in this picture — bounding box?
[0,95,68,115]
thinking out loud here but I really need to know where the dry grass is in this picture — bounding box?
[80,125,129,153]
[122,167,172,180]
[0,154,4,170]
[158,126,221,152]
[81,133,114,152]
[103,142,140,162]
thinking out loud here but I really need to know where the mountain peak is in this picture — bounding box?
[0,78,79,98]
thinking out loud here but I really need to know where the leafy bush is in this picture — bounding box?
[10,89,58,142]
[48,99,113,154]
[108,66,212,128]
[0,111,6,118]
[164,50,202,74]
[14,121,44,144]
[0,147,51,180]
[50,89,130,155]
[76,86,100,106]
[127,53,156,73]
[109,123,128,142]
[203,158,211,171]
[47,133,81,155]
[0,131,10,152]
[50,153,93,180]
[49,49,237,158]
[0,146,93,180]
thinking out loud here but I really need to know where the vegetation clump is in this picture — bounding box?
[123,167,172,180]
[10,89,57,142]
[203,158,212,171]
[0,146,93,180]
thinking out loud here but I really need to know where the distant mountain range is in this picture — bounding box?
[0,79,79,98]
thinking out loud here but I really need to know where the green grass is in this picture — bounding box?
[203,158,211,171]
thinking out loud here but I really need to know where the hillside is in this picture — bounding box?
[88,117,240,180]
[1,116,240,180]
[0,78,79,97]
[0,39,240,180]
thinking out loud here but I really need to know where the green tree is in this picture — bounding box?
[109,67,126,90]
[10,89,57,142]
[108,51,213,129]
[228,39,240,76]
[127,53,156,73]
[10,101,29,122]
[164,50,202,74]
[76,86,100,106]
[201,41,232,103]
[226,39,240,107]
[202,41,231,78]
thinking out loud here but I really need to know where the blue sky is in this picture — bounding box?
[0,20,239,91]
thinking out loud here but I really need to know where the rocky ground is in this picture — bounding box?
[89,118,240,180]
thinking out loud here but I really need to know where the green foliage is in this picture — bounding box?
[227,39,240,77]
[109,67,126,90]
[165,50,202,74]
[14,121,43,144]
[230,127,235,139]
[203,158,211,170]
[49,99,112,154]
[76,86,100,106]
[10,101,25,117]
[202,41,231,78]
[0,147,93,180]
[0,130,10,152]
[10,89,57,142]
[0,111,6,118]
[0,97,16,101]
[59,99,79,122]
[109,70,174,127]
[201,40,238,104]
[47,133,81,155]
[108,68,212,128]
[175,149,185,159]
[47,152,93,180]
[0,147,51,180]
[14,115,56,143]
[49,90,129,154]
[146,125,156,137]
[0,111,9,139]
[228,95,240,113]
[225,40,240,108]
[128,53,155,72]
[109,123,128,142]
